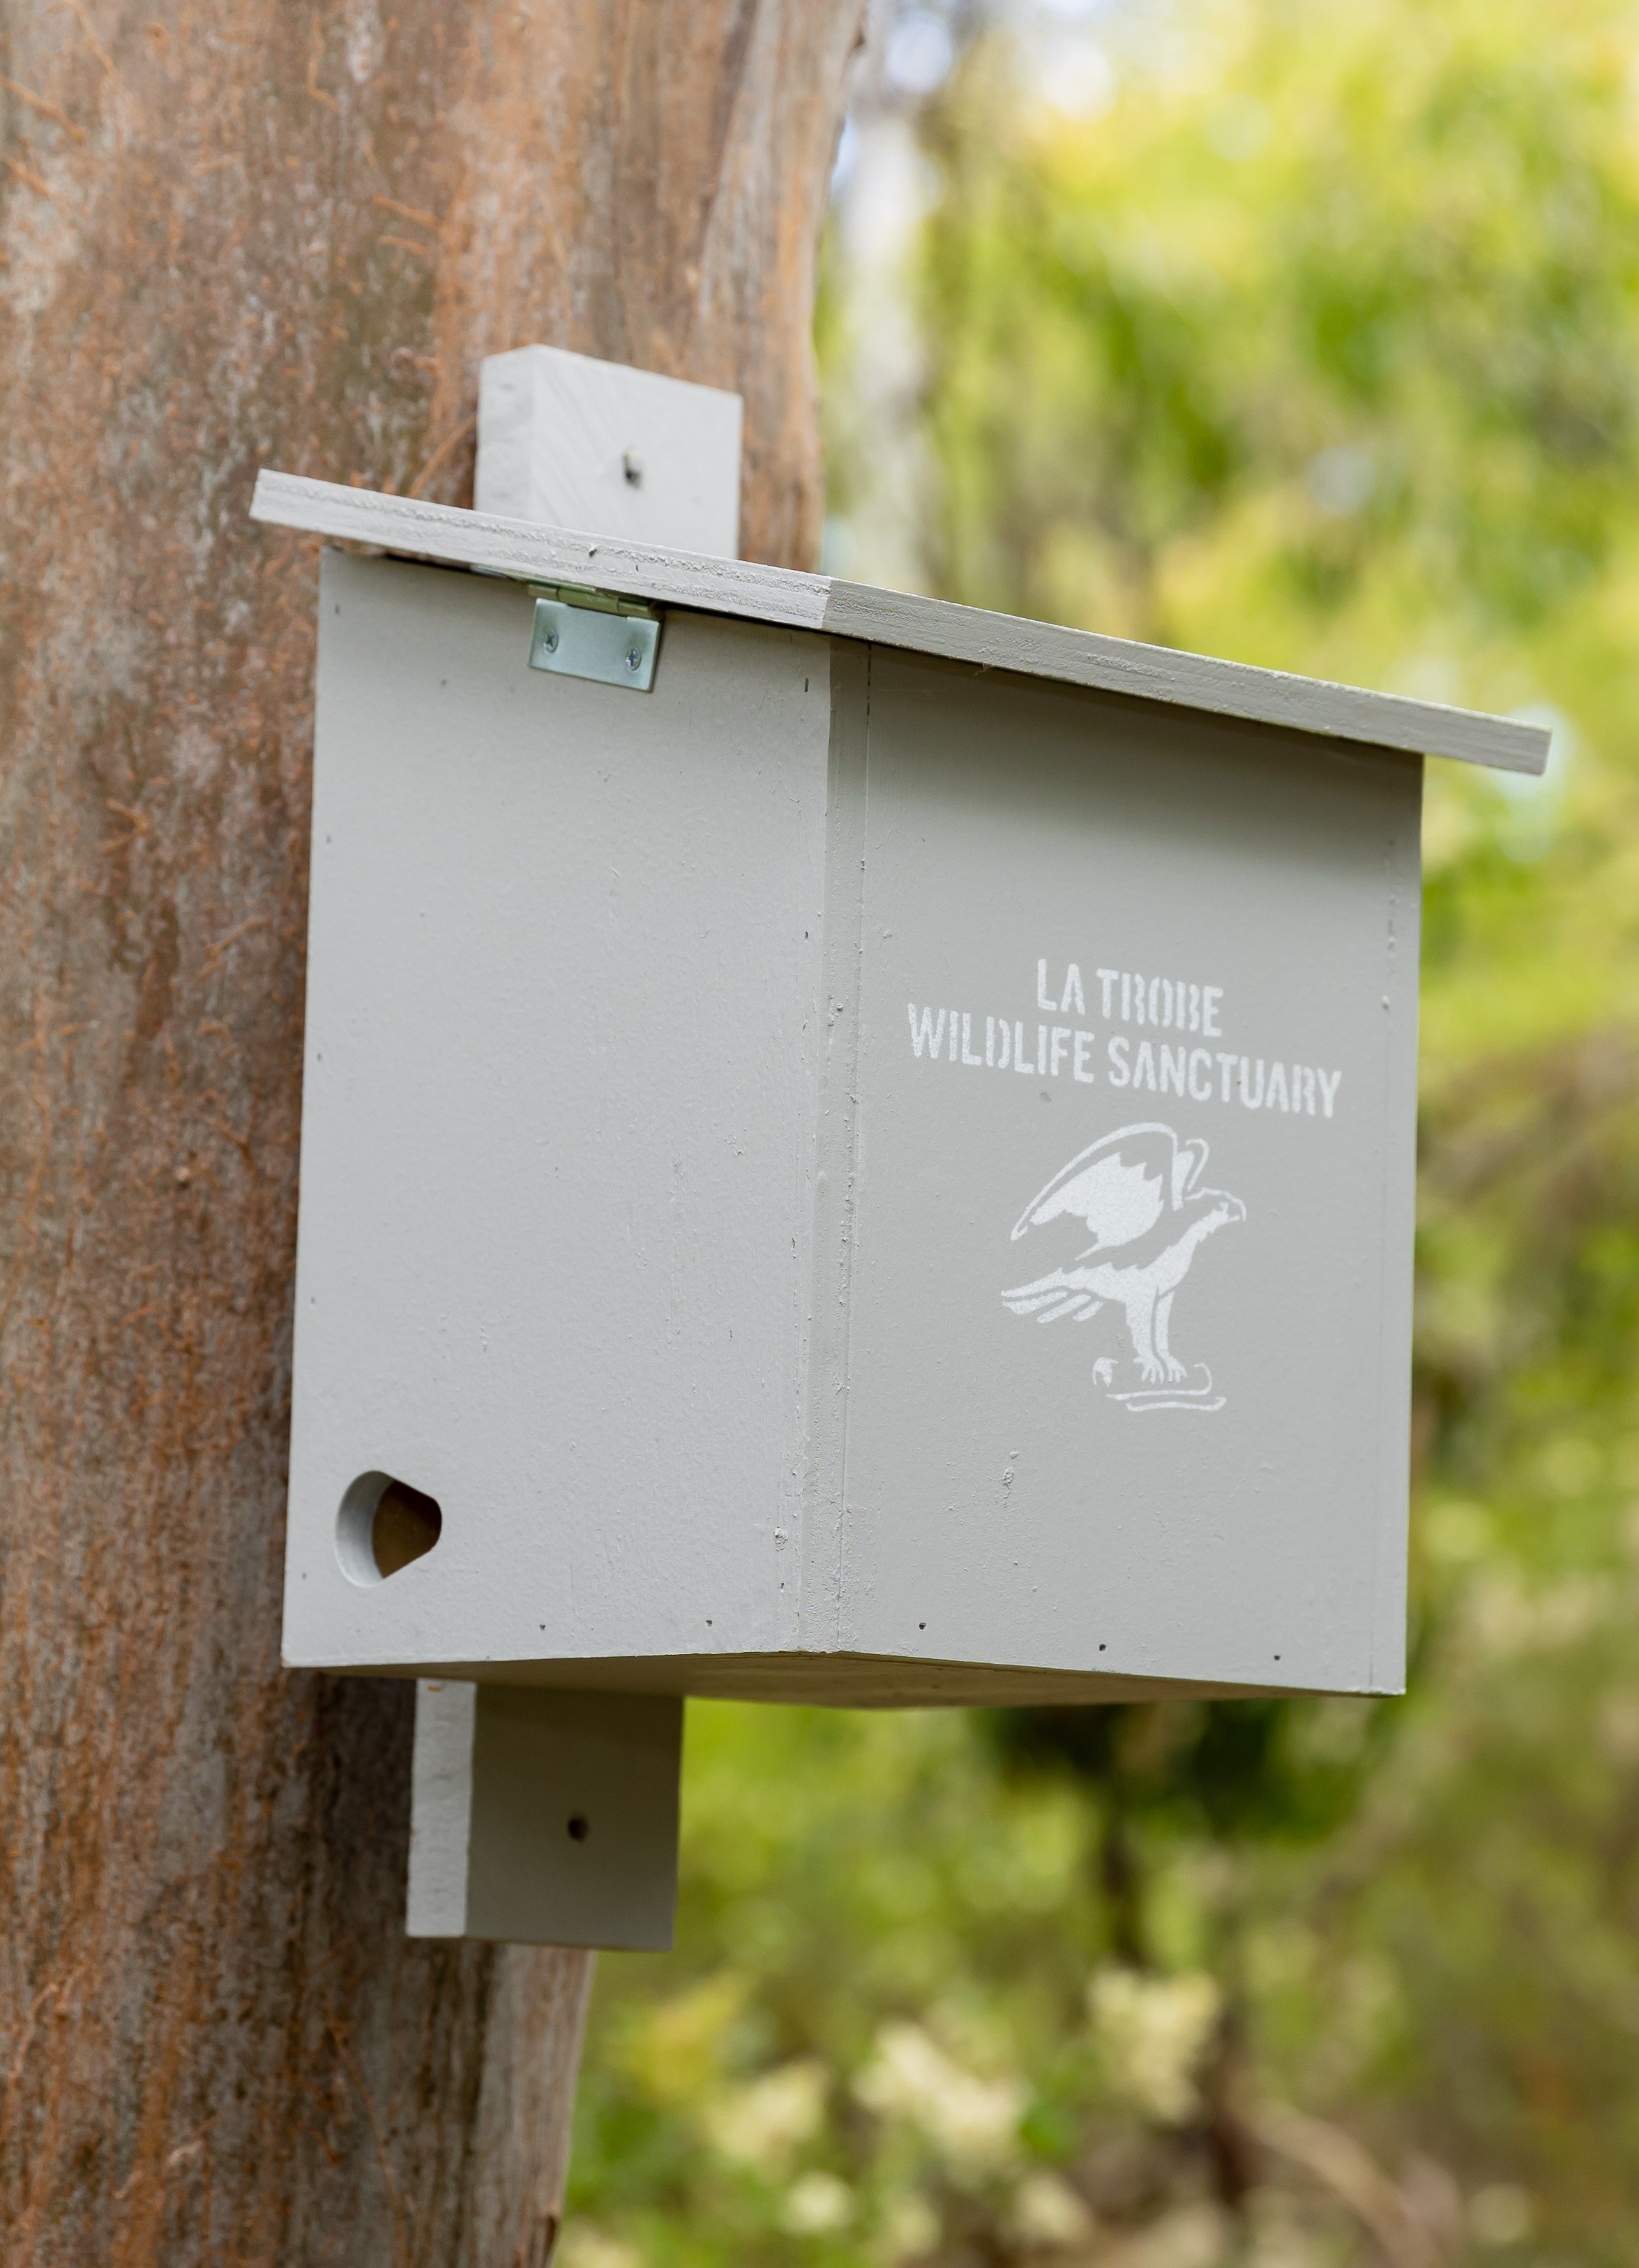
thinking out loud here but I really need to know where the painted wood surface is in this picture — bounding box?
[0,1,863,2255]
[284,562,1421,1708]
[408,1688,683,1949]
[287,562,832,1678]
[478,346,744,557]
[250,471,1550,776]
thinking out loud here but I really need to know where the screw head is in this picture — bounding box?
[543,629,559,653]
[626,646,641,672]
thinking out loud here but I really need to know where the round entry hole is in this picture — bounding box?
[336,1471,444,1585]
[567,1815,590,1843]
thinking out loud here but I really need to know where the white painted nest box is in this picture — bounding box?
[254,468,1543,1717]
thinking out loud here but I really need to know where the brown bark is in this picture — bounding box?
[0,3,862,2260]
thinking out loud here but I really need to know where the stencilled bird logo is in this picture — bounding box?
[1001,1122,1246,1412]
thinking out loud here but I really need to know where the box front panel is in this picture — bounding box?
[836,652,1419,1694]
[285,555,830,1672]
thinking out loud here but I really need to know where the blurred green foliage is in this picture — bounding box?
[564,3,1639,2261]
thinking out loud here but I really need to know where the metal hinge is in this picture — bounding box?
[527,583,660,692]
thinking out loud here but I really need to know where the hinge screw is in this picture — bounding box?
[543,629,559,653]
[626,646,642,672]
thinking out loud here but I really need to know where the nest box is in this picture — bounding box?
[254,471,1543,1720]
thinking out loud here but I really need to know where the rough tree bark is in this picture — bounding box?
[0,3,863,2260]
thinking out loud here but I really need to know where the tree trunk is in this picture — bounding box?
[0,3,862,2260]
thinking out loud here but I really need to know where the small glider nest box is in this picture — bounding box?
[254,462,1544,1718]
[252,352,1543,1946]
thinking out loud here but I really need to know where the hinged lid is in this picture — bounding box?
[251,469,1549,776]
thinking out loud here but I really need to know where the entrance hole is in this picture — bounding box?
[336,1471,444,1586]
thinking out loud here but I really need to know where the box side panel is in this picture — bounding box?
[1367,767,1421,1691]
[282,555,829,1672]
[797,642,870,1652]
[836,650,1421,1696]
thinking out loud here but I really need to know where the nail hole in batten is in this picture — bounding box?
[336,1471,444,1586]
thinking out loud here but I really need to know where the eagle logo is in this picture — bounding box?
[1001,1122,1246,1412]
